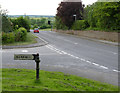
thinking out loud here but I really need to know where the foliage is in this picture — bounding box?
[72,20,89,30]
[2,15,13,33]
[32,24,38,29]
[30,18,53,29]
[56,2,84,29]
[84,2,120,32]
[2,33,37,46]
[15,27,27,42]
[2,27,27,44]
[11,16,31,32]
[0,7,13,33]
[40,25,51,29]
[2,32,14,44]
[56,2,120,32]
[30,18,46,26]
[55,16,68,30]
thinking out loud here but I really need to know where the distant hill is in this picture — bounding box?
[8,15,55,18]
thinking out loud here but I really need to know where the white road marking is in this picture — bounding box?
[113,52,117,55]
[46,45,63,54]
[75,56,79,59]
[92,63,99,66]
[67,54,71,56]
[56,51,63,54]
[70,54,75,57]
[22,50,28,53]
[74,43,78,45]
[35,35,48,44]
[86,60,92,64]
[59,38,118,55]
[46,44,117,73]
[113,69,120,73]
[61,51,67,54]
[80,58,86,61]
[100,66,108,69]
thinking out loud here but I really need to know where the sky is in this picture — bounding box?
[0,0,97,15]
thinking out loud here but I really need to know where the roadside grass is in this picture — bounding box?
[2,68,119,91]
[2,33,37,46]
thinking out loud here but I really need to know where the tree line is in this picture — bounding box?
[55,1,120,32]
[30,18,52,29]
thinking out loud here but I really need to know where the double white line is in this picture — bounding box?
[46,45,67,55]
[46,44,119,73]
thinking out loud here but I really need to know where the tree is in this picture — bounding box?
[55,16,68,30]
[17,16,30,32]
[0,6,13,33]
[84,2,120,31]
[33,24,38,29]
[56,1,84,29]
[11,16,31,32]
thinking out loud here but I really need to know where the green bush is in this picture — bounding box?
[2,32,15,44]
[72,20,88,30]
[40,25,47,29]
[2,27,28,44]
[40,25,51,29]
[15,27,27,42]
[55,16,68,30]
[32,24,38,29]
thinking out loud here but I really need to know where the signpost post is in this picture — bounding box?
[14,53,40,80]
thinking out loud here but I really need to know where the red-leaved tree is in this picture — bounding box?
[56,1,84,29]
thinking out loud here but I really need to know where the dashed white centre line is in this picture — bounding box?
[100,66,108,69]
[80,58,86,61]
[92,63,99,66]
[70,55,75,57]
[75,56,79,59]
[86,60,92,64]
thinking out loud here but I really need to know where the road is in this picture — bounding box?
[2,30,119,86]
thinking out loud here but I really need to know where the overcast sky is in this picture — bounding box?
[0,0,97,15]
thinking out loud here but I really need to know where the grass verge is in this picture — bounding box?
[2,33,37,46]
[2,68,119,91]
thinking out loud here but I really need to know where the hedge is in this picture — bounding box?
[2,27,27,44]
[2,32,15,44]
[15,27,27,42]
[72,20,89,30]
